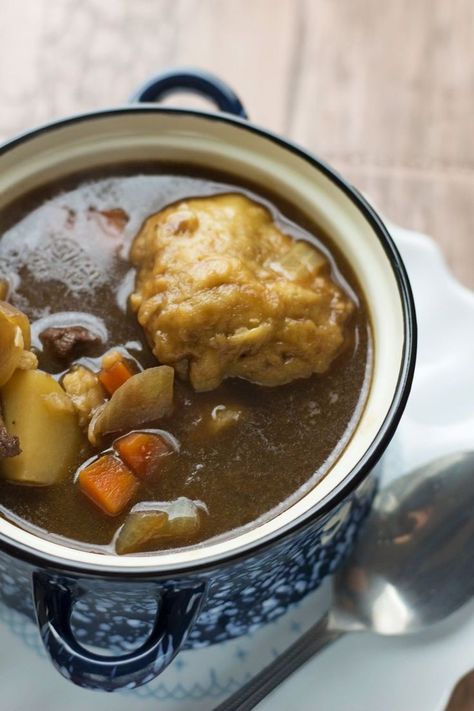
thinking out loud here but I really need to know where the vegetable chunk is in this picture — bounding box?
[115,511,168,554]
[209,405,242,434]
[0,302,37,388]
[115,432,171,479]
[0,301,31,348]
[0,370,82,485]
[79,454,138,516]
[99,352,135,395]
[115,497,203,554]
[88,366,174,445]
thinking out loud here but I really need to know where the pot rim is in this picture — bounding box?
[0,105,417,577]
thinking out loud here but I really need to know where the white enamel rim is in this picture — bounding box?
[0,107,416,574]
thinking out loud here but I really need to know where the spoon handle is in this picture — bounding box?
[213,613,343,711]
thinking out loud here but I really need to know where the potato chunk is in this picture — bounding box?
[62,365,105,427]
[0,370,82,485]
[0,302,37,388]
[0,280,9,301]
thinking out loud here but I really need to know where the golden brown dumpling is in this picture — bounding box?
[130,194,353,391]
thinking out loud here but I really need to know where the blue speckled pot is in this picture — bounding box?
[0,69,416,692]
[0,472,376,690]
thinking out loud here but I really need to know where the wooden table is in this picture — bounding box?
[1,0,472,288]
[0,2,472,708]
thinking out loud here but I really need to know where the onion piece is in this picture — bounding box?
[270,241,326,282]
[115,497,204,554]
[88,365,174,445]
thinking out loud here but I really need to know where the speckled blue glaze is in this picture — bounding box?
[0,471,376,687]
[0,69,416,691]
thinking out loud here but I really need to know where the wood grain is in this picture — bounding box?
[0,0,472,287]
[288,0,474,289]
[0,3,472,707]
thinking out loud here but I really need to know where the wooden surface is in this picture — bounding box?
[0,2,472,708]
[0,0,473,288]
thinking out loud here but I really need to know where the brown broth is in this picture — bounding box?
[0,165,372,554]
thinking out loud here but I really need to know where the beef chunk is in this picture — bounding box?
[0,415,20,457]
[40,326,101,361]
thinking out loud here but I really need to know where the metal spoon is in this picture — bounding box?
[215,451,474,711]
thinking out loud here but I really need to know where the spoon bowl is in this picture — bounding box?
[334,451,474,634]
[216,451,474,711]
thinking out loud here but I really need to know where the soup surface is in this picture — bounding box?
[0,166,372,554]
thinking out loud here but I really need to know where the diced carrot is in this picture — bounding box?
[79,455,139,516]
[88,207,129,236]
[115,432,170,480]
[100,208,129,232]
[98,357,135,396]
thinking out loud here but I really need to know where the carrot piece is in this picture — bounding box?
[99,358,134,396]
[115,432,170,480]
[79,455,139,516]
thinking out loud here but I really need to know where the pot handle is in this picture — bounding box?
[32,571,206,691]
[130,67,248,118]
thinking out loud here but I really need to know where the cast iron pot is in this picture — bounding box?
[0,68,416,691]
